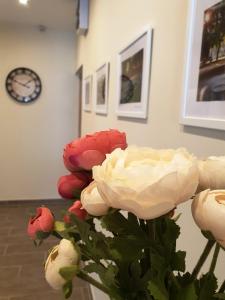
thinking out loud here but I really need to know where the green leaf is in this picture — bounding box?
[172,283,197,300]
[84,262,117,288]
[153,217,180,261]
[100,211,150,262]
[176,272,191,285]
[107,235,149,262]
[129,260,142,281]
[62,280,73,299]
[181,284,197,300]
[128,212,140,228]
[70,214,91,243]
[83,262,121,298]
[197,273,218,300]
[83,262,104,273]
[148,280,168,300]
[161,218,180,252]
[35,231,50,240]
[101,211,146,238]
[147,250,169,300]
[213,293,225,299]
[59,266,79,281]
[171,251,186,272]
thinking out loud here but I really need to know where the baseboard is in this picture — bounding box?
[0,198,62,205]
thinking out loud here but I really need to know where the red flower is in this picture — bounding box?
[27,207,54,239]
[63,129,127,171]
[64,200,87,223]
[57,173,90,199]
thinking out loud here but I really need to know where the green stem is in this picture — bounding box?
[139,219,150,272]
[219,280,225,293]
[82,252,107,270]
[144,290,153,300]
[78,270,110,295]
[170,272,181,290]
[209,243,220,274]
[139,219,147,233]
[147,220,156,241]
[190,239,215,281]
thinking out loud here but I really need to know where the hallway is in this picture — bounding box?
[0,200,92,300]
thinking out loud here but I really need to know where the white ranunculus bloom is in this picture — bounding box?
[93,146,199,220]
[192,189,225,248]
[81,181,109,216]
[45,239,79,290]
[198,156,225,191]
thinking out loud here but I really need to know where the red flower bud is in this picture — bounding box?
[64,200,87,223]
[63,129,127,171]
[27,207,54,240]
[57,172,90,199]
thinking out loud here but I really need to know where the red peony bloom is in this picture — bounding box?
[57,172,90,199]
[64,200,87,223]
[63,129,127,171]
[27,207,54,239]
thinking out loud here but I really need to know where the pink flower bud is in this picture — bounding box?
[64,200,87,223]
[27,207,54,240]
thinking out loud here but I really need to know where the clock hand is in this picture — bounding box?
[13,79,30,88]
[24,79,34,85]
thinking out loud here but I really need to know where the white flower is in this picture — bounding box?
[45,239,79,290]
[198,156,225,191]
[93,146,199,220]
[192,189,225,248]
[81,181,109,216]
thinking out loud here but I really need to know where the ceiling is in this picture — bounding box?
[0,0,77,31]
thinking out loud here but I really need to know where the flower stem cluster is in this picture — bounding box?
[27,130,225,299]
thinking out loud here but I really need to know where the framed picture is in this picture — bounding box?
[95,63,109,115]
[82,75,92,112]
[76,0,89,35]
[116,28,153,119]
[181,0,225,130]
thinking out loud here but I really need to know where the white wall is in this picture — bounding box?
[75,1,225,299]
[0,22,77,200]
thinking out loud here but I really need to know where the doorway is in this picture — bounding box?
[75,65,83,137]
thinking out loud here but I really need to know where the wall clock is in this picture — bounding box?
[5,67,42,103]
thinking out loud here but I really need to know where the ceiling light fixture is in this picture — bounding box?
[19,0,29,5]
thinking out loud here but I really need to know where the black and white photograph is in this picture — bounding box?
[83,75,92,112]
[197,0,225,102]
[181,0,225,130]
[120,49,143,105]
[117,28,153,119]
[95,63,109,114]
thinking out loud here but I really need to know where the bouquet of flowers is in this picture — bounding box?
[27,129,225,300]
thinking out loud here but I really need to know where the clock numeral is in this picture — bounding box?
[24,97,31,102]
[31,93,37,99]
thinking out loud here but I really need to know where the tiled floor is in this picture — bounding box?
[0,200,92,300]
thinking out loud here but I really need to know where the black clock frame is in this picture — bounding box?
[5,67,42,103]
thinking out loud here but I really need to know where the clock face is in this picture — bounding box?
[6,68,42,103]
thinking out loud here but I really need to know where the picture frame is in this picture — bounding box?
[116,28,153,119]
[95,63,109,115]
[82,75,92,112]
[181,0,225,130]
[76,0,89,35]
